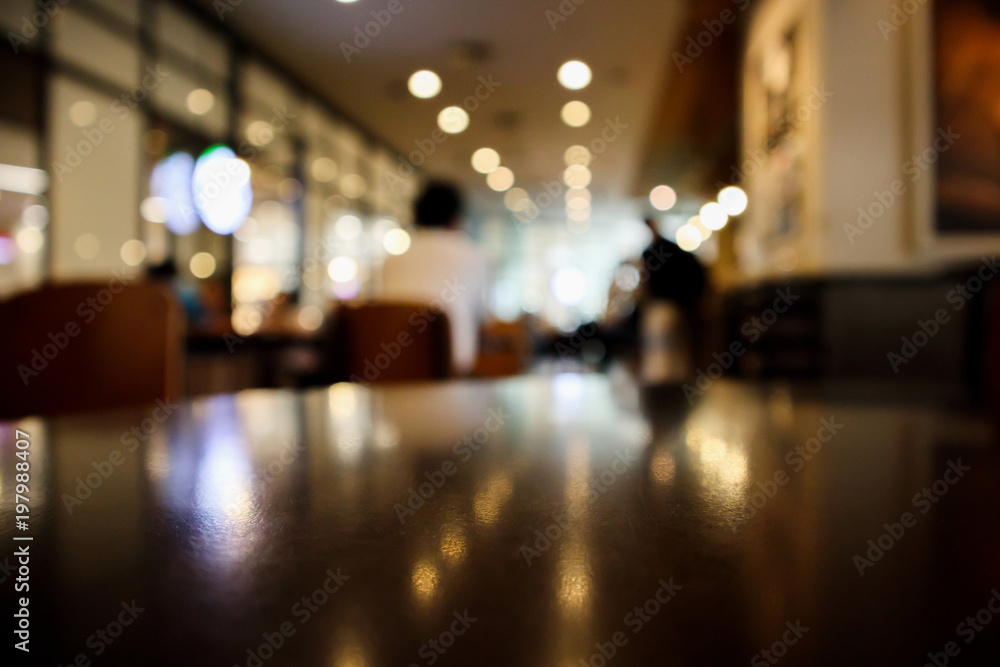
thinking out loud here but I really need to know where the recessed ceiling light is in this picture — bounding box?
[438,106,469,134]
[649,185,677,211]
[186,88,215,115]
[561,101,591,128]
[563,164,591,188]
[558,60,592,90]
[718,186,749,216]
[564,145,591,167]
[699,202,729,230]
[486,167,514,192]
[408,70,442,99]
[471,148,501,173]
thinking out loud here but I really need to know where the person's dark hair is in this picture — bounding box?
[415,181,463,229]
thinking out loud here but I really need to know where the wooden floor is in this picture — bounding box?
[2,372,999,666]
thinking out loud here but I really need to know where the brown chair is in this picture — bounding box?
[0,282,184,418]
[326,301,452,384]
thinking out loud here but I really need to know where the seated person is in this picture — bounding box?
[380,182,487,375]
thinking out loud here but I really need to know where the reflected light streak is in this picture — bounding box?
[440,522,467,567]
[411,557,440,609]
[474,472,513,525]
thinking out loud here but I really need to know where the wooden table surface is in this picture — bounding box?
[2,373,999,666]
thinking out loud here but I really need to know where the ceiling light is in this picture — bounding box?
[437,106,469,134]
[561,101,591,127]
[383,228,411,255]
[186,89,215,115]
[189,251,216,278]
[564,145,591,167]
[563,164,591,188]
[649,185,677,211]
[487,167,514,192]
[718,186,748,216]
[471,148,501,174]
[504,187,529,211]
[675,225,702,252]
[699,202,729,230]
[408,70,442,99]
[558,61,593,90]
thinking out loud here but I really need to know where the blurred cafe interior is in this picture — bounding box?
[2,0,1000,664]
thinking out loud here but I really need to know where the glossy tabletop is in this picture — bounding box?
[2,372,999,666]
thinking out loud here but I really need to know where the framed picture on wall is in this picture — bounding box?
[935,0,1000,234]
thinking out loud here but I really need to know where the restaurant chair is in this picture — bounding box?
[0,282,184,419]
[324,301,452,384]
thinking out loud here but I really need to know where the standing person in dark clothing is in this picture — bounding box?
[637,217,708,382]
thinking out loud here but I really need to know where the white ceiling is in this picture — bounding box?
[197,0,688,216]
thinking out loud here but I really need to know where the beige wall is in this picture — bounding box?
[736,0,1000,286]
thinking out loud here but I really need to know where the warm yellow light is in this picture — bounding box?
[311,157,338,183]
[676,225,702,252]
[120,239,146,266]
[718,186,748,216]
[341,174,367,199]
[567,188,591,205]
[189,251,216,278]
[437,106,469,134]
[186,88,215,115]
[408,70,442,99]
[297,305,324,331]
[563,164,591,188]
[471,148,501,174]
[688,215,712,241]
[140,196,167,223]
[69,101,96,127]
[568,208,589,222]
[558,60,592,90]
[16,227,44,254]
[487,167,515,192]
[328,256,358,282]
[700,202,729,230]
[564,145,591,167]
[649,185,677,211]
[246,120,274,147]
[383,228,411,255]
[561,101,591,128]
[504,187,529,212]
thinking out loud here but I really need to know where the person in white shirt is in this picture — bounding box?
[380,182,487,375]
